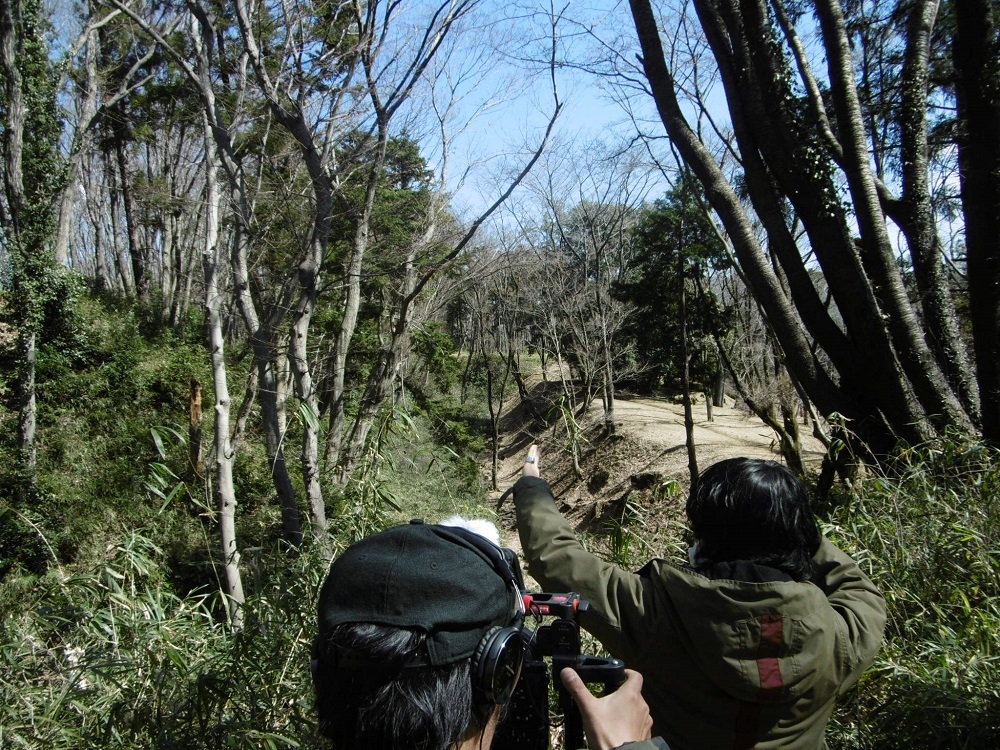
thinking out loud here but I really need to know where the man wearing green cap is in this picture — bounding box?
[312,517,669,749]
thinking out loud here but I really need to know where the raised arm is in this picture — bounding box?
[511,447,660,662]
[810,536,887,689]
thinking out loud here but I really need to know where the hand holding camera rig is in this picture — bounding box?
[493,591,626,750]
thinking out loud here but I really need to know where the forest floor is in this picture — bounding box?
[486,376,827,560]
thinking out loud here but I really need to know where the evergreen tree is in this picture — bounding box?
[615,178,728,392]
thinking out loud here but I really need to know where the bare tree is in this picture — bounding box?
[463,253,525,490]
[518,140,651,433]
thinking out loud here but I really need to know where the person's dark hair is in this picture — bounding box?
[686,458,821,580]
[313,622,492,750]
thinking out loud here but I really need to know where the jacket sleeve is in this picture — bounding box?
[612,739,671,750]
[511,476,661,664]
[810,536,887,690]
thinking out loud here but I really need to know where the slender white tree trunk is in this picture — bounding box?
[200,107,245,630]
[18,330,36,480]
[288,252,328,549]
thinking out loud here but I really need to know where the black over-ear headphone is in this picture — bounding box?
[439,525,526,707]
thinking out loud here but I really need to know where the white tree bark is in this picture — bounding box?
[193,13,245,626]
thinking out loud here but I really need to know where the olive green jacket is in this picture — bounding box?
[512,477,886,750]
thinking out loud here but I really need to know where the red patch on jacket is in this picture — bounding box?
[732,614,785,749]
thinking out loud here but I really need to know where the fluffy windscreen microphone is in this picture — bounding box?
[439,515,501,546]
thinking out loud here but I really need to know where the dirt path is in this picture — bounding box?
[611,395,826,473]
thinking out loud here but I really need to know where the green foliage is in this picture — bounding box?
[404,332,489,486]
[326,131,436,278]
[615,177,729,391]
[2,0,65,249]
[0,529,328,749]
[411,321,462,392]
[823,436,1000,748]
[145,425,191,514]
[605,493,649,568]
[1,0,72,490]
[548,394,589,463]
[591,478,684,572]
[404,388,487,489]
[332,404,411,543]
[0,294,214,573]
[0,0,67,416]
[330,398,488,542]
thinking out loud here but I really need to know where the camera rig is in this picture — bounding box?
[493,592,626,750]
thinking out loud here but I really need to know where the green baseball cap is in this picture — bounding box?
[317,520,519,667]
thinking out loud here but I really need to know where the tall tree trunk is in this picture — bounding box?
[324,230,367,475]
[547,313,575,414]
[813,0,972,434]
[200,111,245,630]
[81,151,110,291]
[678,254,698,485]
[1,0,34,497]
[54,11,100,269]
[159,211,175,324]
[231,222,302,548]
[54,169,78,270]
[485,354,501,491]
[596,285,617,436]
[713,363,725,408]
[113,128,149,303]
[460,341,476,404]
[94,210,110,292]
[897,0,979,422]
[258,344,302,547]
[324,133,390,477]
[168,206,188,330]
[106,158,136,296]
[953,0,1000,444]
[288,257,328,547]
[340,243,422,479]
[173,222,197,329]
[16,330,37,496]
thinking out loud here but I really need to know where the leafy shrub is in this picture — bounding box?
[328,402,488,542]
[410,321,462,392]
[0,530,328,749]
[2,291,229,573]
[825,435,1000,748]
